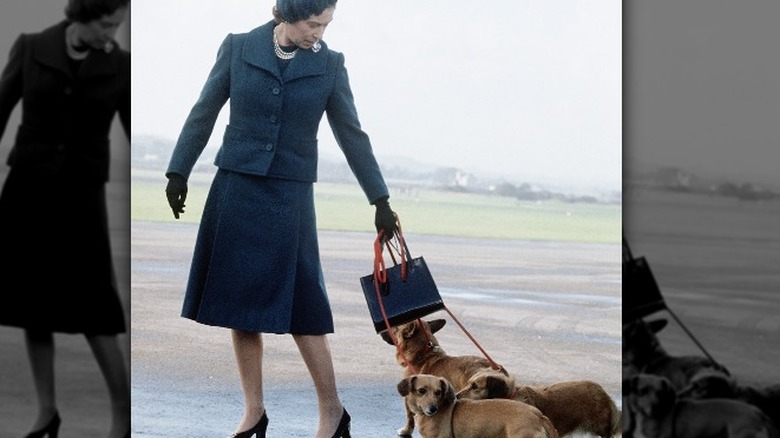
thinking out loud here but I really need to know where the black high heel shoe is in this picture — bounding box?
[330,409,351,438]
[24,411,61,438]
[230,411,268,438]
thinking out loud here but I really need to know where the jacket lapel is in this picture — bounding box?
[242,20,328,83]
[282,41,328,82]
[32,21,72,78]
[242,22,282,80]
[32,20,121,80]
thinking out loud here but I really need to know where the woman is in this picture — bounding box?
[0,1,130,437]
[164,1,397,437]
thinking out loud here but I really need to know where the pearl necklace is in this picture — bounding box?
[66,24,90,60]
[273,30,297,60]
[66,24,115,59]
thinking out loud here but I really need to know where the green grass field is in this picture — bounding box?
[133,170,620,244]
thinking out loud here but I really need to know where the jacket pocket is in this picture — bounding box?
[7,124,63,172]
[213,124,276,176]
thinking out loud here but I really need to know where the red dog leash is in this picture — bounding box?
[373,222,419,373]
[442,306,502,372]
[373,217,502,374]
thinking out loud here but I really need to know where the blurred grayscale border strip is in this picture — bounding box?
[0,2,130,437]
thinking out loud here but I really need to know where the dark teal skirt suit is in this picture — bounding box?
[167,20,389,335]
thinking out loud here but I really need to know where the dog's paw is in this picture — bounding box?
[397,426,413,436]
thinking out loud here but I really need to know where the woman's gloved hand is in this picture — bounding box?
[373,196,397,241]
[165,173,188,219]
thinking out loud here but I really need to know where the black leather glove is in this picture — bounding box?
[373,196,397,241]
[165,173,188,219]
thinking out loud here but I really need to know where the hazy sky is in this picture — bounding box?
[625,0,780,186]
[131,1,622,189]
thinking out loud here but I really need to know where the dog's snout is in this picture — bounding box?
[425,405,438,416]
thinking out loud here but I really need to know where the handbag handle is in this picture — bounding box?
[371,214,421,373]
[373,215,408,282]
[370,215,503,374]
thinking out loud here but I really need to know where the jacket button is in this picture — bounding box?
[63,87,73,95]
[56,144,66,151]
[272,87,281,95]
[269,115,278,123]
[265,143,274,151]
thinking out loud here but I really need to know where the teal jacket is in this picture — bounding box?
[167,20,389,203]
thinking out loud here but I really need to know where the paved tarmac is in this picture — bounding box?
[129,221,621,437]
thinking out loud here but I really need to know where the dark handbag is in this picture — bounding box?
[623,237,666,321]
[359,224,444,334]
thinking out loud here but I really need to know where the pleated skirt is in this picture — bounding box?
[0,169,126,334]
[181,169,334,334]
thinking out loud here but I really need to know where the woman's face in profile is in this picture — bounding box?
[76,6,128,50]
[286,6,335,50]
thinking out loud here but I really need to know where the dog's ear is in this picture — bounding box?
[401,322,417,339]
[658,377,677,406]
[485,375,511,398]
[428,319,446,334]
[380,330,395,346]
[440,378,455,407]
[647,318,668,333]
[397,376,415,397]
[703,374,734,397]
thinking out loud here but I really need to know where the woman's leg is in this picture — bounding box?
[293,334,345,438]
[24,330,58,430]
[85,334,130,438]
[231,329,265,433]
